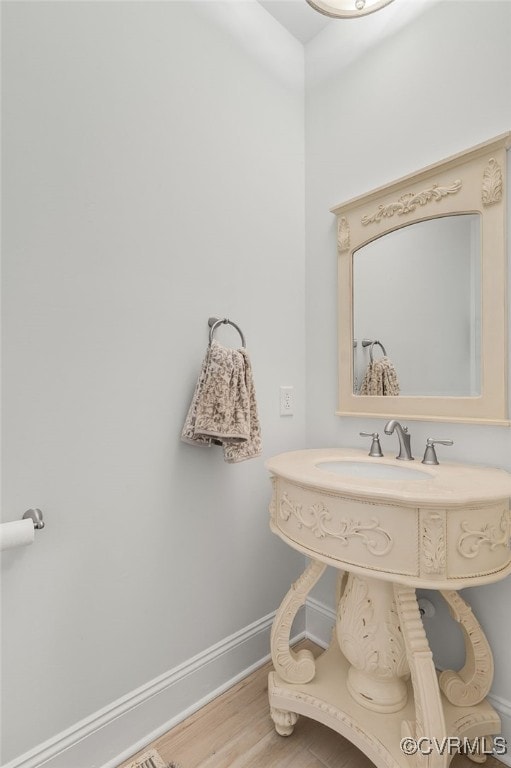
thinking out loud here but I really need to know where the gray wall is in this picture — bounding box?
[304,0,511,734]
[1,2,306,762]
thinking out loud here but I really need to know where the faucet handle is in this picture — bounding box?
[422,438,454,466]
[360,432,384,458]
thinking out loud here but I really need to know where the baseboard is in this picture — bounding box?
[3,609,306,768]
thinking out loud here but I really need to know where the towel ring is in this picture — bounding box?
[208,317,246,348]
[362,338,387,362]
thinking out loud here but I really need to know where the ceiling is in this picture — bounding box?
[257,0,440,48]
[258,0,331,43]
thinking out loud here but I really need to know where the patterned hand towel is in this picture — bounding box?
[359,356,400,396]
[181,340,262,463]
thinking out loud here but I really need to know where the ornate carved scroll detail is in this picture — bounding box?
[384,598,410,680]
[337,575,408,679]
[280,493,393,556]
[394,584,448,768]
[271,559,326,684]
[457,508,511,559]
[337,575,377,672]
[337,216,351,253]
[361,180,462,226]
[421,511,446,575]
[482,158,503,206]
[270,706,299,736]
[439,590,494,707]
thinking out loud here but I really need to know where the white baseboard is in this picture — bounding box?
[3,609,305,768]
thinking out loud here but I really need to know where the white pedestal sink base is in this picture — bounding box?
[269,561,501,768]
[269,640,500,768]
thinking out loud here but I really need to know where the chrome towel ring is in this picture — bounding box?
[362,338,387,362]
[208,317,246,348]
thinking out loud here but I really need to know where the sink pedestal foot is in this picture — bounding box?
[337,573,410,713]
[270,706,298,736]
[465,736,493,764]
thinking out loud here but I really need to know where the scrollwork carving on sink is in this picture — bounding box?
[279,493,393,556]
[337,575,378,672]
[270,559,326,685]
[421,511,446,575]
[457,508,511,559]
[384,600,410,680]
[439,590,494,707]
[337,575,410,713]
[337,577,408,680]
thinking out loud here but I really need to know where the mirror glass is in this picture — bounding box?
[352,215,481,397]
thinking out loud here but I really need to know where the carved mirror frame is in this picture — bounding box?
[332,132,510,425]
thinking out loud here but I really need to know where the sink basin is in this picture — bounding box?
[316,460,431,482]
[266,447,511,507]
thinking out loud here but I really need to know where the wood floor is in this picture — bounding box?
[118,641,504,768]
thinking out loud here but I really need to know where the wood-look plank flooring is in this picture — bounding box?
[118,641,504,768]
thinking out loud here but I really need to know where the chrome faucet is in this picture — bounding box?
[384,420,414,461]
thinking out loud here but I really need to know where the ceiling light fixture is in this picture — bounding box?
[306,0,395,19]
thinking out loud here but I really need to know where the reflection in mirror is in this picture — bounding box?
[353,215,481,397]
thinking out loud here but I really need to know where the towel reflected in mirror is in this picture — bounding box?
[359,356,400,396]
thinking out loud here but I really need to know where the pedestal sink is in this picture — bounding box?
[266,448,511,768]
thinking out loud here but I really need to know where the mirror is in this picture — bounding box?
[332,133,510,425]
[353,215,481,397]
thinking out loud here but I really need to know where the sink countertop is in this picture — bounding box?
[265,448,511,507]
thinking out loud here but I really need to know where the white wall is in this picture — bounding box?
[1,2,305,764]
[305,0,511,742]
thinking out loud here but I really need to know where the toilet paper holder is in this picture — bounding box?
[22,508,45,530]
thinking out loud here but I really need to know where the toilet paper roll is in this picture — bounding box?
[0,519,35,552]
